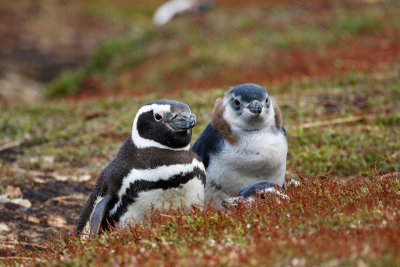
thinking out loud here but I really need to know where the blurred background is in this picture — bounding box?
[1,0,399,103]
[1,0,399,256]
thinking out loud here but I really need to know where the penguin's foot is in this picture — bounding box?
[221,182,289,208]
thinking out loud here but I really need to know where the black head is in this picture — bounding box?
[223,83,274,130]
[229,84,268,104]
[132,99,196,150]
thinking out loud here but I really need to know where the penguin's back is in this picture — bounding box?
[192,123,224,169]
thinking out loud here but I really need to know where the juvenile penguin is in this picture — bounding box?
[192,84,287,209]
[77,100,205,235]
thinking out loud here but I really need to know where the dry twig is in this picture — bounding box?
[0,140,22,152]
[45,194,86,204]
[294,115,374,130]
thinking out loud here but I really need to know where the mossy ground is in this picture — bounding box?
[1,0,399,265]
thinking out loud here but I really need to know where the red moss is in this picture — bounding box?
[6,172,400,266]
[70,30,400,102]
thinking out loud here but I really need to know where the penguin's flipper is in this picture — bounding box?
[192,124,224,168]
[90,195,111,235]
[281,126,287,141]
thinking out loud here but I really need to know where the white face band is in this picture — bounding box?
[131,104,190,151]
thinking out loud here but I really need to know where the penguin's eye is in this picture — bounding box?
[265,97,270,105]
[154,113,163,121]
[233,99,240,106]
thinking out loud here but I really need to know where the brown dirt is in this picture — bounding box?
[0,172,93,257]
[0,1,126,82]
[0,0,130,105]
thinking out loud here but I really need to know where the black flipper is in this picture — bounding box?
[192,124,224,169]
[90,195,111,235]
[281,126,287,141]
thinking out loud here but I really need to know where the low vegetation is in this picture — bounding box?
[2,68,399,182]
[5,172,400,266]
[45,0,400,98]
[1,0,399,265]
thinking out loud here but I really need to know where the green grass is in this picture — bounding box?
[2,66,399,184]
[1,1,400,265]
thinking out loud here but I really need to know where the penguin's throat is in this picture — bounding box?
[131,130,190,151]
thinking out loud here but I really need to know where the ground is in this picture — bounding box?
[0,0,399,265]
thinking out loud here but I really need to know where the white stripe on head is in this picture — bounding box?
[131,103,190,151]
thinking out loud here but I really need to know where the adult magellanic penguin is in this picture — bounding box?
[77,100,205,235]
[192,84,287,209]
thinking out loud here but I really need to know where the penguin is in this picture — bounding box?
[192,83,287,209]
[76,100,206,235]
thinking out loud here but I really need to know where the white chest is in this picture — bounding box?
[206,128,287,203]
[109,158,205,226]
[118,177,204,226]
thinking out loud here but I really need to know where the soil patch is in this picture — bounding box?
[0,175,93,257]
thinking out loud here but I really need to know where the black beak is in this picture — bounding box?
[170,112,196,131]
[248,100,263,115]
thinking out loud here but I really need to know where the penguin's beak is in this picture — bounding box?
[248,100,263,115]
[170,112,196,131]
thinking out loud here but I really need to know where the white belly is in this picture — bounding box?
[118,177,204,226]
[109,158,205,225]
[205,129,287,207]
